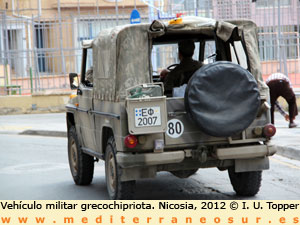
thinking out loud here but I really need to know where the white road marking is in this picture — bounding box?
[0,125,32,131]
[270,155,300,170]
[0,163,69,174]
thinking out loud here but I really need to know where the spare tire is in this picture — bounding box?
[184,61,260,137]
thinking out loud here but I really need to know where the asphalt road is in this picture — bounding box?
[0,134,299,200]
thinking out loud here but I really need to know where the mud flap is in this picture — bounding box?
[235,157,269,173]
[120,166,156,182]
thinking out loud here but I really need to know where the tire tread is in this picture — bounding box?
[228,167,262,196]
[106,136,135,200]
[68,126,94,185]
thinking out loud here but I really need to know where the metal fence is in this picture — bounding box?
[0,0,299,95]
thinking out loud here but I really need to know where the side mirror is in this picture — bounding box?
[69,73,79,90]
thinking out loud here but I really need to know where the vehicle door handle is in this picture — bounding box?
[77,88,82,95]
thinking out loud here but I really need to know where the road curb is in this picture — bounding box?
[275,145,300,161]
[20,130,67,138]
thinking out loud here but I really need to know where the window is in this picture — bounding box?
[284,33,298,59]
[171,0,212,13]
[84,48,93,87]
[173,0,213,11]
[281,26,299,59]
[172,0,185,11]
[86,48,93,72]
[7,30,19,73]
[0,31,3,65]
[152,42,200,73]
[258,25,299,61]
[34,23,60,74]
[183,0,195,11]
[77,17,148,43]
[197,0,212,10]
[152,44,179,73]
[77,18,128,42]
[35,24,48,73]
[203,41,216,64]
[230,41,248,69]
[236,0,251,19]
[258,33,278,61]
[6,28,26,78]
[256,0,291,8]
[216,0,233,19]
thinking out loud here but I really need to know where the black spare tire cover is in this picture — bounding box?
[184,61,260,137]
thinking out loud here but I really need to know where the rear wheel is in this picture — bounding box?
[105,136,136,200]
[68,126,94,185]
[228,167,262,196]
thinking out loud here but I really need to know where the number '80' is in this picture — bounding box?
[167,119,184,138]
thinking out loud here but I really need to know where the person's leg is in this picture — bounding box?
[287,98,298,128]
[286,95,297,122]
[280,81,298,127]
[267,81,278,124]
[270,103,275,124]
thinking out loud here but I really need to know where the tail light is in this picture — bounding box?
[263,124,276,138]
[124,135,138,148]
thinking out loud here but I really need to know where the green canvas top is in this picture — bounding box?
[91,16,263,101]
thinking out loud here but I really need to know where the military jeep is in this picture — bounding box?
[66,17,276,200]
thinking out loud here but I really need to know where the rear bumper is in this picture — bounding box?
[116,144,276,168]
[215,144,276,160]
[116,151,185,168]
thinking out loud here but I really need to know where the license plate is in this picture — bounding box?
[135,107,161,127]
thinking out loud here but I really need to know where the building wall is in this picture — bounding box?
[2,0,148,17]
[0,0,149,94]
[1,0,300,94]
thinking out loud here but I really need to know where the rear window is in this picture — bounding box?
[151,42,201,76]
[230,41,248,69]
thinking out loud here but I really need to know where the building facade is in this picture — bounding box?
[0,0,299,94]
[0,0,148,94]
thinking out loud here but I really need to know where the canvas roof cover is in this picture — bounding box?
[92,16,263,101]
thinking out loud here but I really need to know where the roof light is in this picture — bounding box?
[168,17,183,25]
